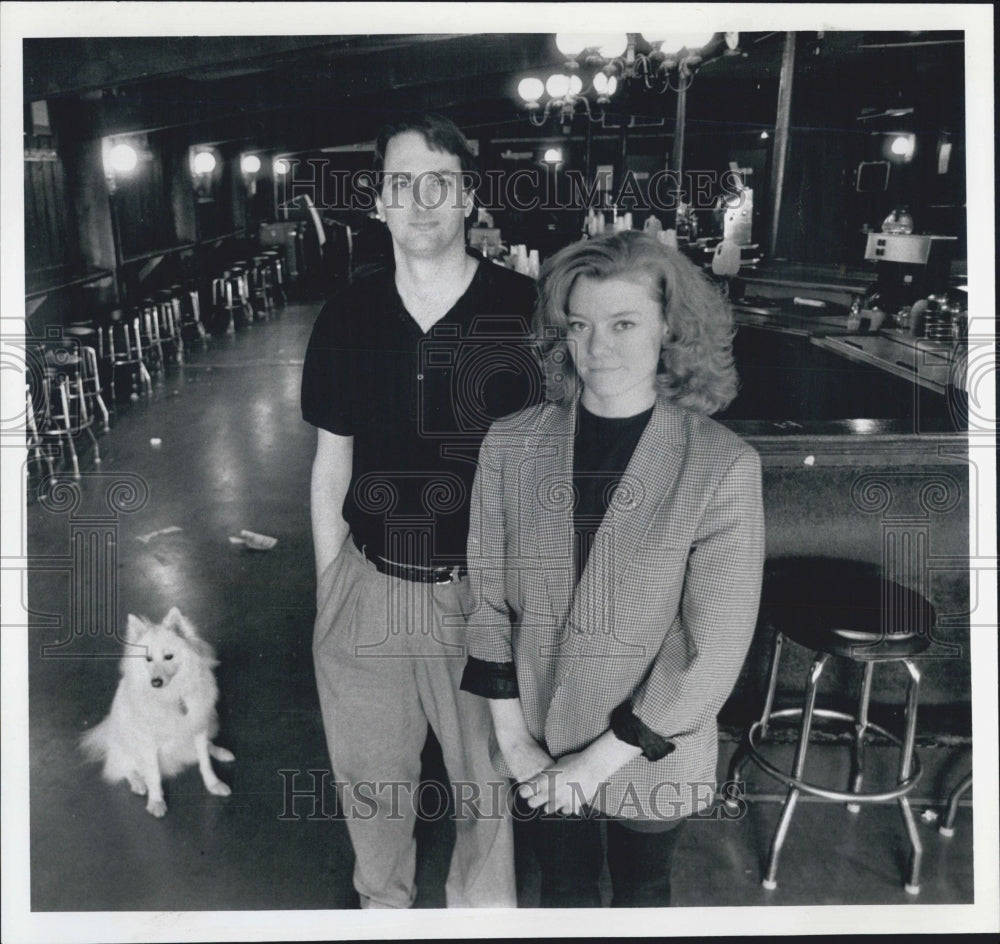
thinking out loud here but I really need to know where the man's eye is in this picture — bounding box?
[615,320,635,330]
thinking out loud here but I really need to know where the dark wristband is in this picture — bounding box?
[610,701,676,761]
[460,655,520,699]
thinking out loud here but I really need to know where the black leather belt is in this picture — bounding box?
[356,539,467,584]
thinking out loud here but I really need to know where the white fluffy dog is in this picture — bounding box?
[81,608,234,817]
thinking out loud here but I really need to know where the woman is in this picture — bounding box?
[460,230,765,907]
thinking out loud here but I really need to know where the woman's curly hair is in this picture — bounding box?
[534,230,738,416]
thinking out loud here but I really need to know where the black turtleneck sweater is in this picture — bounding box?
[573,401,654,582]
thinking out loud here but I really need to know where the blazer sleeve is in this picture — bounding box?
[461,427,519,698]
[628,446,765,738]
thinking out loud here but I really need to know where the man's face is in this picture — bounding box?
[377,131,472,260]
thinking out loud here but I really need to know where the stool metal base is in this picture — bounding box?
[939,772,972,837]
[730,635,924,894]
[744,707,923,803]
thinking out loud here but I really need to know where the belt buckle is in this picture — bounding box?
[429,564,462,584]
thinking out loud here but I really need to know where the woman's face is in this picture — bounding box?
[565,274,668,418]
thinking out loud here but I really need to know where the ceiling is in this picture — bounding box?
[24,32,965,155]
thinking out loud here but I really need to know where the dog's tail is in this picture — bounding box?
[79,717,111,762]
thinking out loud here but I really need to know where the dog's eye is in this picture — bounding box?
[145,655,152,662]
[164,653,174,661]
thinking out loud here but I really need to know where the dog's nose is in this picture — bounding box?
[151,677,163,688]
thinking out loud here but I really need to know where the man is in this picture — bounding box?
[301,113,539,908]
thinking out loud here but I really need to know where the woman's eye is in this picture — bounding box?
[567,321,587,333]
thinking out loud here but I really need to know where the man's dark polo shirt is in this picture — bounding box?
[301,256,540,567]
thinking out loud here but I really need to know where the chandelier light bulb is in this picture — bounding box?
[592,73,619,97]
[241,154,261,175]
[192,151,216,175]
[546,73,571,99]
[273,158,290,176]
[598,35,629,59]
[891,135,915,158]
[661,33,715,54]
[555,34,587,57]
[568,74,583,97]
[518,76,545,103]
[543,148,563,164]
[108,142,139,174]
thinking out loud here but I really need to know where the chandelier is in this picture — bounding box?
[518,32,741,126]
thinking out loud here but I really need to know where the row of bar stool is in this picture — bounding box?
[208,251,286,335]
[25,247,288,487]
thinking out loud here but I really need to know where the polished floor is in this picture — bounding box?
[23,295,977,921]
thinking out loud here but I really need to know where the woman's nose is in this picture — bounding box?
[587,328,612,357]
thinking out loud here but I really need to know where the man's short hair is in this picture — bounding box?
[373,112,478,179]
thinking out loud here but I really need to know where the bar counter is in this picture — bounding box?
[713,291,971,732]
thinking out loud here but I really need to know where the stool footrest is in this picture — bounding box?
[743,707,922,803]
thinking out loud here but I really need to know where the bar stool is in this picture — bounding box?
[40,336,109,431]
[99,311,153,402]
[62,325,110,429]
[228,262,255,323]
[25,381,56,483]
[174,283,208,348]
[249,255,275,319]
[212,268,253,333]
[37,367,100,479]
[154,289,185,364]
[260,248,286,306]
[726,557,934,895]
[138,299,165,374]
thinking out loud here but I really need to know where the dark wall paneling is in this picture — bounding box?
[24,150,77,274]
[116,147,174,260]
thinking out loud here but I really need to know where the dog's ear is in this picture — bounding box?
[163,607,217,663]
[163,607,197,640]
[125,614,146,644]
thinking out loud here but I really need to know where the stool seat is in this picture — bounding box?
[729,556,936,896]
[763,558,934,660]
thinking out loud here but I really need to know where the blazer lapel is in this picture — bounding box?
[555,398,685,677]
[531,402,575,623]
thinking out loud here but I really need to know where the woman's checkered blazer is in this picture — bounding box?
[465,394,765,819]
